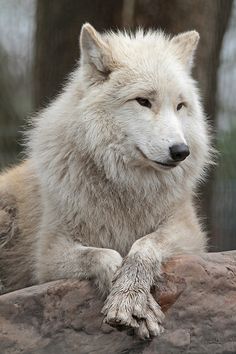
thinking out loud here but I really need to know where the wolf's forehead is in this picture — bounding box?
[111,57,185,96]
[104,31,190,95]
[106,33,182,78]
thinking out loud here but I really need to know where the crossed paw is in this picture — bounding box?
[102,288,165,339]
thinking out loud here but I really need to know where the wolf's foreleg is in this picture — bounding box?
[102,238,164,338]
[36,237,123,297]
[102,203,206,338]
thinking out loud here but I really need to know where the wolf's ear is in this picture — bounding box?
[171,31,199,71]
[80,23,113,77]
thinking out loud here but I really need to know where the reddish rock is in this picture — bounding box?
[0,251,236,353]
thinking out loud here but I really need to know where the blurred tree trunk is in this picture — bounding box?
[34,0,123,109]
[122,0,233,245]
[0,49,21,170]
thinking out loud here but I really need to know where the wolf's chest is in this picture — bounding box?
[74,187,167,255]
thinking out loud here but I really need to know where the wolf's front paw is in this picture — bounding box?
[102,290,164,339]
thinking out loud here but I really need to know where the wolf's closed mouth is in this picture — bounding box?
[153,161,178,168]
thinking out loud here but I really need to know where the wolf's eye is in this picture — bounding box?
[177,102,185,111]
[136,97,152,108]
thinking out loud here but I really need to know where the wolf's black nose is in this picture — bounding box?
[169,143,190,162]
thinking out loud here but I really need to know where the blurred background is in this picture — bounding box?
[0,0,235,251]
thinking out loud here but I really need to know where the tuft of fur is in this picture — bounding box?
[0,24,213,337]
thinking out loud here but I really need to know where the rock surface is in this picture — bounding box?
[0,252,236,354]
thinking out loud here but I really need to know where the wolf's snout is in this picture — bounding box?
[169,143,190,162]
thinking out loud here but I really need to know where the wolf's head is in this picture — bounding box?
[75,23,210,183]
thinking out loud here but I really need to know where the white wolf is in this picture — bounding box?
[0,24,211,339]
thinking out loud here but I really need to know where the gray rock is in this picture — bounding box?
[0,252,236,354]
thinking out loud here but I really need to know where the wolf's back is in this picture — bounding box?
[0,161,41,293]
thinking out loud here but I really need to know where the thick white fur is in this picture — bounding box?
[0,24,212,339]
